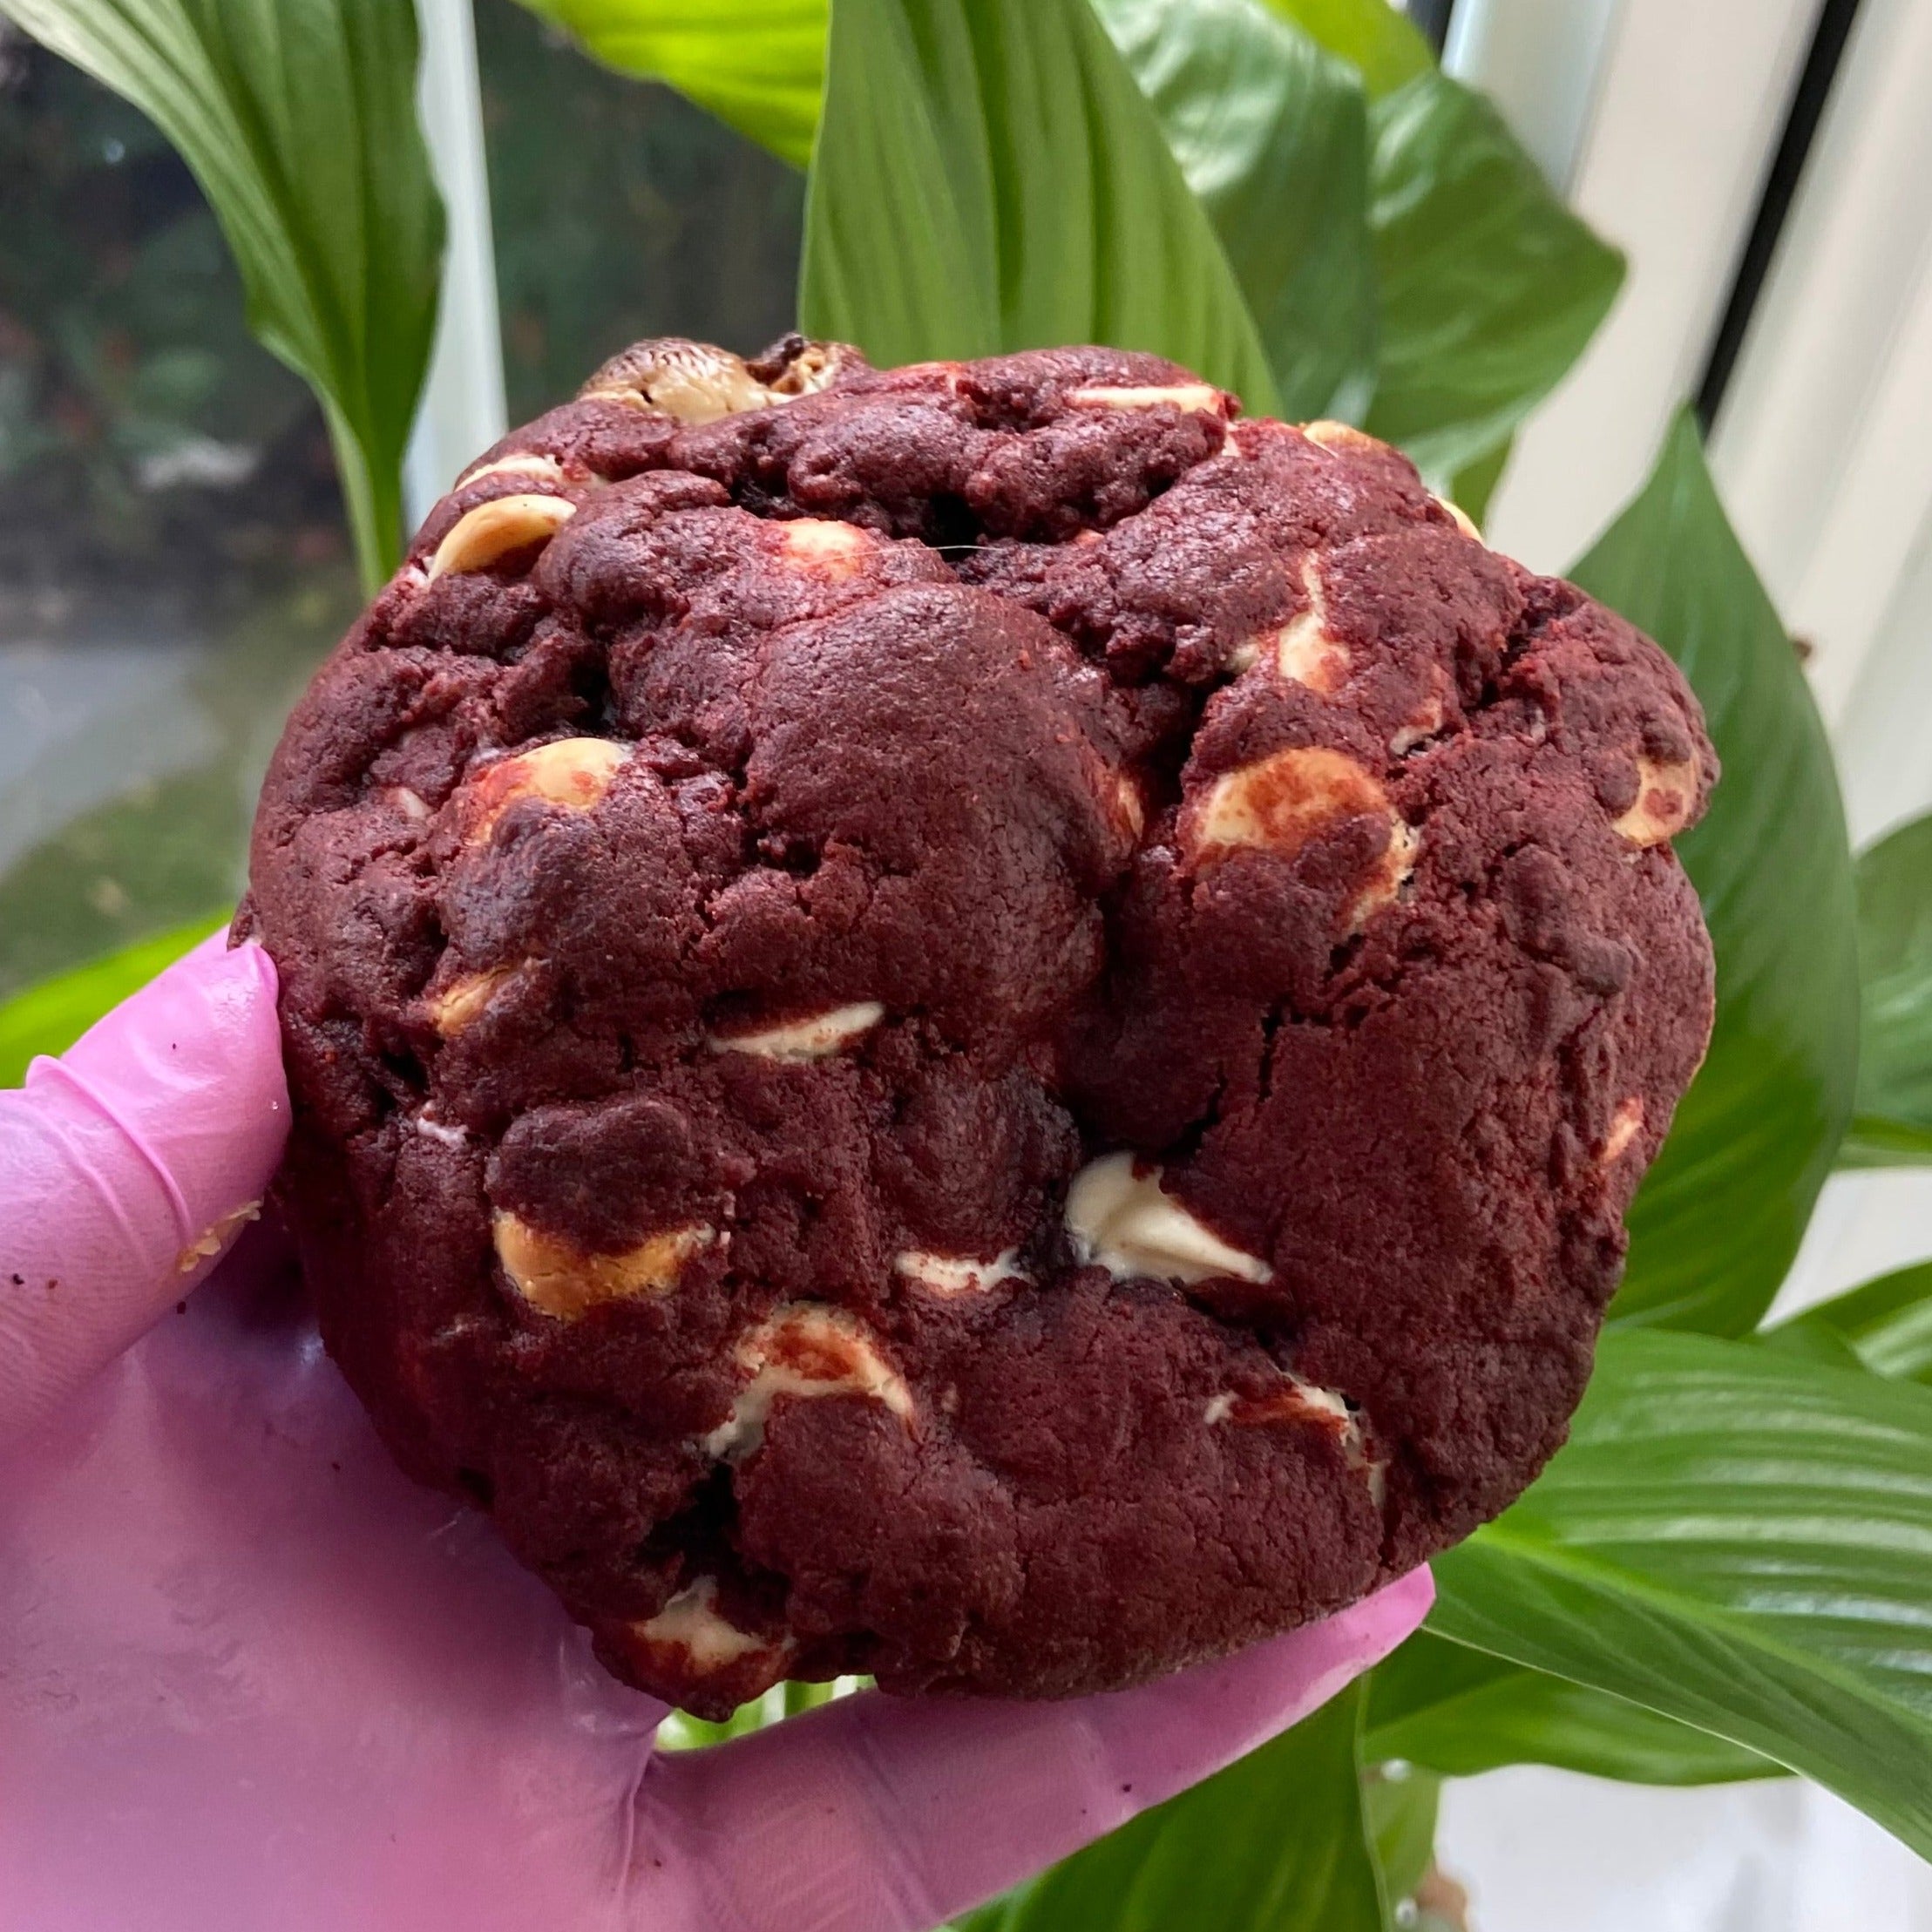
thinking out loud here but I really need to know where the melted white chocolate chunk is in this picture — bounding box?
[1192,747,1418,929]
[1600,1096,1645,1163]
[582,340,772,424]
[1252,557,1348,691]
[1068,382,1222,413]
[383,784,431,822]
[705,1305,914,1460]
[706,1001,884,1061]
[456,452,567,490]
[427,493,576,579]
[1065,1153,1271,1286]
[894,1249,1028,1296]
[466,737,627,841]
[493,1211,715,1319]
[1612,755,1699,847]
[1208,1372,1383,1500]
[414,1108,468,1149]
[1390,693,1447,756]
[427,966,514,1038]
[1301,420,1379,453]
[628,1577,789,1671]
[777,518,871,577]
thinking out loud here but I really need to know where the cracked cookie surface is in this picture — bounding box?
[243,335,1717,1717]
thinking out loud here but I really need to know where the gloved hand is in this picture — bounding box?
[0,935,1432,1932]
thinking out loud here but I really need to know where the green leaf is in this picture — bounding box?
[1366,1630,1779,1786]
[1363,70,1624,483]
[0,917,226,1088]
[1092,0,1374,420]
[1840,813,1932,1166]
[2,0,443,592]
[1447,432,1509,528]
[1840,1116,1932,1168]
[1258,0,1430,98]
[1767,1262,1932,1386]
[1431,1327,1932,1855]
[800,0,1281,414]
[1758,1318,1871,1375]
[1570,411,1860,1334]
[1363,1762,1440,1905]
[512,0,827,169]
[964,1682,1384,1932]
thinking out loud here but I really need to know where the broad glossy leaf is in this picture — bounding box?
[512,0,826,169]
[1839,1116,1932,1168]
[3,0,444,591]
[1767,1262,1932,1386]
[1366,1630,1778,1785]
[1447,432,1509,529]
[0,918,225,1088]
[1432,1328,1932,1854]
[800,0,1281,413]
[1571,411,1859,1333]
[959,1681,1383,1932]
[1093,0,1374,419]
[1259,0,1429,98]
[1840,813,1932,1166]
[1363,1762,1439,1905]
[1364,70,1623,483]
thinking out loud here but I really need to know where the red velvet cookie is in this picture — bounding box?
[242,336,1716,1718]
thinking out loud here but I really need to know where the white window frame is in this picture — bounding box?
[403,0,507,525]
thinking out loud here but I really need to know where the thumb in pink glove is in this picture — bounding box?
[0,937,1432,1932]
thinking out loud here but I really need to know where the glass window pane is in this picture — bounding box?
[0,25,356,997]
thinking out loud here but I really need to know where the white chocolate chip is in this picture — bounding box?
[1348,818,1420,931]
[765,342,849,397]
[1193,746,1386,857]
[1067,382,1223,413]
[1301,420,1379,453]
[894,1249,1028,1296]
[1600,1096,1644,1164]
[581,340,772,424]
[457,452,567,490]
[1434,494,1482,541]
[427,493,576,579]
[465,737,627,842]
[705,1304,914,1460]
[494,1211,716,1319]
[1612,755,1698,847]
[414,1108,468,1149]
[583,338,853,424]
[1244,556,1347,692]
[174,1199,261,1276]
[1208,1369,1383,1499]
[706,1001,884,1061]
[1115,773,1146,838]
[383,784,432,822]
[427,966,514,1038]
[1390,694,1446,756]
[628,1576,789,1672]
[777,518,871,577]
[1065,1153,1271,1286]
[1190,746,1418,930]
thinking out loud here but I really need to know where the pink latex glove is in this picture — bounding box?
[0,936,1432,1932]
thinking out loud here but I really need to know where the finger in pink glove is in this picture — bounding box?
[0,932,288,1448]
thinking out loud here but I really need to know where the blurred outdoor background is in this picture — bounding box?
[3,0,1930,1924]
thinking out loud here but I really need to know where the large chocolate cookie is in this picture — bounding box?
[243,336,1716,1717]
